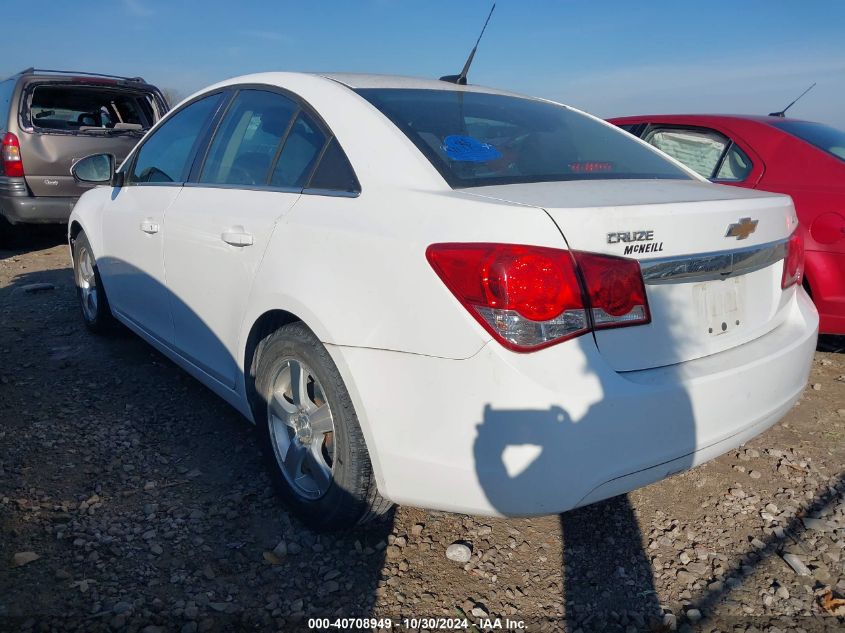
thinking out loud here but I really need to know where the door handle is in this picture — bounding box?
[221,229,254,247]
[140,219,160,234]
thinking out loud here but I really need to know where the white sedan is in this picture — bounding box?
[68,73,818,530]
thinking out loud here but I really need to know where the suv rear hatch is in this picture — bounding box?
[19,79,166,197]
[466,179,800,371]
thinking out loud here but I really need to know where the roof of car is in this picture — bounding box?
[9,68,150,85]
[608,113,809,126]
[316,72,523,96]
[181,72,545,115]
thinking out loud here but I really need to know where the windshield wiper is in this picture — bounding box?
[77,125,146,135]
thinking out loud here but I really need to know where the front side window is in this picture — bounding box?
[356,88,690,188]
[643,127,729,178]
[130,93,222,184]
[771,120,845,162]
[200,90,297,186]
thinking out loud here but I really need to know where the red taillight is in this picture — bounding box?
[572,251,650,328]
[2,132,24,178]
[482,247,582,321]
[781,230,804,289]
[426,243,650,352]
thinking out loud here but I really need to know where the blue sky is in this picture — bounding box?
[4,1,844,127]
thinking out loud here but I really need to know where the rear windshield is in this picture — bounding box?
[356,88,691,188]
[27,84,158,133]
[771,120,845,162]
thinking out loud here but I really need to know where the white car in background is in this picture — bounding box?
[68,73,818,531]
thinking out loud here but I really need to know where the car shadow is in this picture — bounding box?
[817,334,844,354]
[473,305,698,630]
[0,223,66,255]
[0,259,393,632]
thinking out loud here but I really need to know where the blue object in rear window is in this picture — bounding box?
[442,135,502,162]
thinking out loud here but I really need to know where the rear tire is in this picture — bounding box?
[72,231,115,333]
[253,322,391,531]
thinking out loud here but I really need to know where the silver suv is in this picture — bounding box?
[0,68,167,243]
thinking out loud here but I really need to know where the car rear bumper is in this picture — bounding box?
[328,289,818,516]
[805,250,845,335]
[0,193,77,224]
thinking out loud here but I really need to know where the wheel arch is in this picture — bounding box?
[240,307,389,501]
[69,220,84,243]
[242,308,304,423]
[68,220,84,261]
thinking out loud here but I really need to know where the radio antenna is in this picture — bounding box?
[440,3,496,85]
[769,82,816,117]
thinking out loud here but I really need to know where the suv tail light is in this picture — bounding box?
[426,243,650,352]
[2,133,24,178]
[781,230,804,289]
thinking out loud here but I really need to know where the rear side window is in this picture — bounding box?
[27,84,157,132]
[644,128,728,178]
[130,93,222,184]
[771,120,845,162]
[200,90,297,186]
[270,112,326,188]
[715,144,753,181]
[307,138,359,192]
[356,88,690,188]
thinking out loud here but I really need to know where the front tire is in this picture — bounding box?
[72,231,115,333]
[253,322,391,531]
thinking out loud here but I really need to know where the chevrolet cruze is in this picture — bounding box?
[68,73,818,530]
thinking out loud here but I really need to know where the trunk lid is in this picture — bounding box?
[466,179,799,371]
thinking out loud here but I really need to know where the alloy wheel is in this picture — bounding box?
[76,245,98,322]
[267,358,335,500]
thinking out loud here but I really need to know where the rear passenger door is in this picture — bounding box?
[163,88,327,388]
[641,125,762,187]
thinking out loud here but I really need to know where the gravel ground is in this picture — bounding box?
[1,229,844,633]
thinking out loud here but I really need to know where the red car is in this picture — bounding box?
[609,114,845,335]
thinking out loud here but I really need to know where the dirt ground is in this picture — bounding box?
[1,228,843,633]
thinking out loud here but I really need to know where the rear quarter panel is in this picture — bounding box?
[240,188,566,364]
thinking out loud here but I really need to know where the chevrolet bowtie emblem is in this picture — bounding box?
[725,217,758,240]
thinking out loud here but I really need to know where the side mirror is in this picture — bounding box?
[71,154,122,186]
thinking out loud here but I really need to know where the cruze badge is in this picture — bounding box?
[607,230,664,255]
[725,217,758,240]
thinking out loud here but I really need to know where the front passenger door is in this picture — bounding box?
[99,92,224,343]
